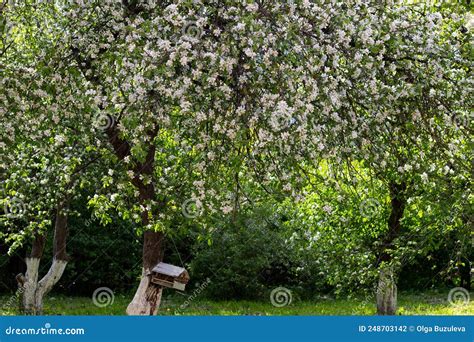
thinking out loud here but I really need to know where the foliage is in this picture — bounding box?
[189,205,289,299]
[0,185,470,299]
[0,0,472,314]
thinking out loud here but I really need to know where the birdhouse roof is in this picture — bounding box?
[151,262,187,277]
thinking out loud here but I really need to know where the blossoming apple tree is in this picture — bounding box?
[290,1,472,314]
[0,1,109,313]
[1,0,471,316]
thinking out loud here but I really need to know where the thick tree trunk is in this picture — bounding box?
[127,231,164,315]
[112,127,167,315]
[20,257,40,315]
[376,182,407,315]
[376,267,397,315]
[74,19,166,314]
[18,258,68,315]
[34,259,68,314]
[105,119,165,315]
[125,167,166,315]
[17,201,70,315]
[17,234,44,314]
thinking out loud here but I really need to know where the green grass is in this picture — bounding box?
[0,290,472,316]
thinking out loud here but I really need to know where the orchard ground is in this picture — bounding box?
[1,290,472,316]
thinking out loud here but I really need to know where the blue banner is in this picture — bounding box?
[0,316,472,342]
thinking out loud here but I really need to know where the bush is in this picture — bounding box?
[188,205,322,300]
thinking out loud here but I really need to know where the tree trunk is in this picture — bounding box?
[376,181,407,315]
[117,129,167,315]
[34,259,68,314]
[105,120,165,315]
[125,169,165,315]
[126,231,164,315]
[16,201,70,315]
[18,258,68,315]
[376,267,397,315]
[20,257,40,315]
[74,22,166,314]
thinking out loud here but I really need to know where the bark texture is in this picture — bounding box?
[126,268,163,315]
[376,182,407,315]
[105,123,166,316]
[126,231,165,315]
[17,201,70,315]
[376,267,397,315]
[20,257,40,315]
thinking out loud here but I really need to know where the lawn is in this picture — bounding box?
[1,290,472,316]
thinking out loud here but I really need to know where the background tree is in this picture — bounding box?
[0,0,106,314]
[315,2,472,314]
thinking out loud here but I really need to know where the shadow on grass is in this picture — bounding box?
[0,290,472,316]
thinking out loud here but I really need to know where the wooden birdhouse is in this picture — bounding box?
[149,262,190,291]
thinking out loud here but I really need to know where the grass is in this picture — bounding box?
[1,289,473,316]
